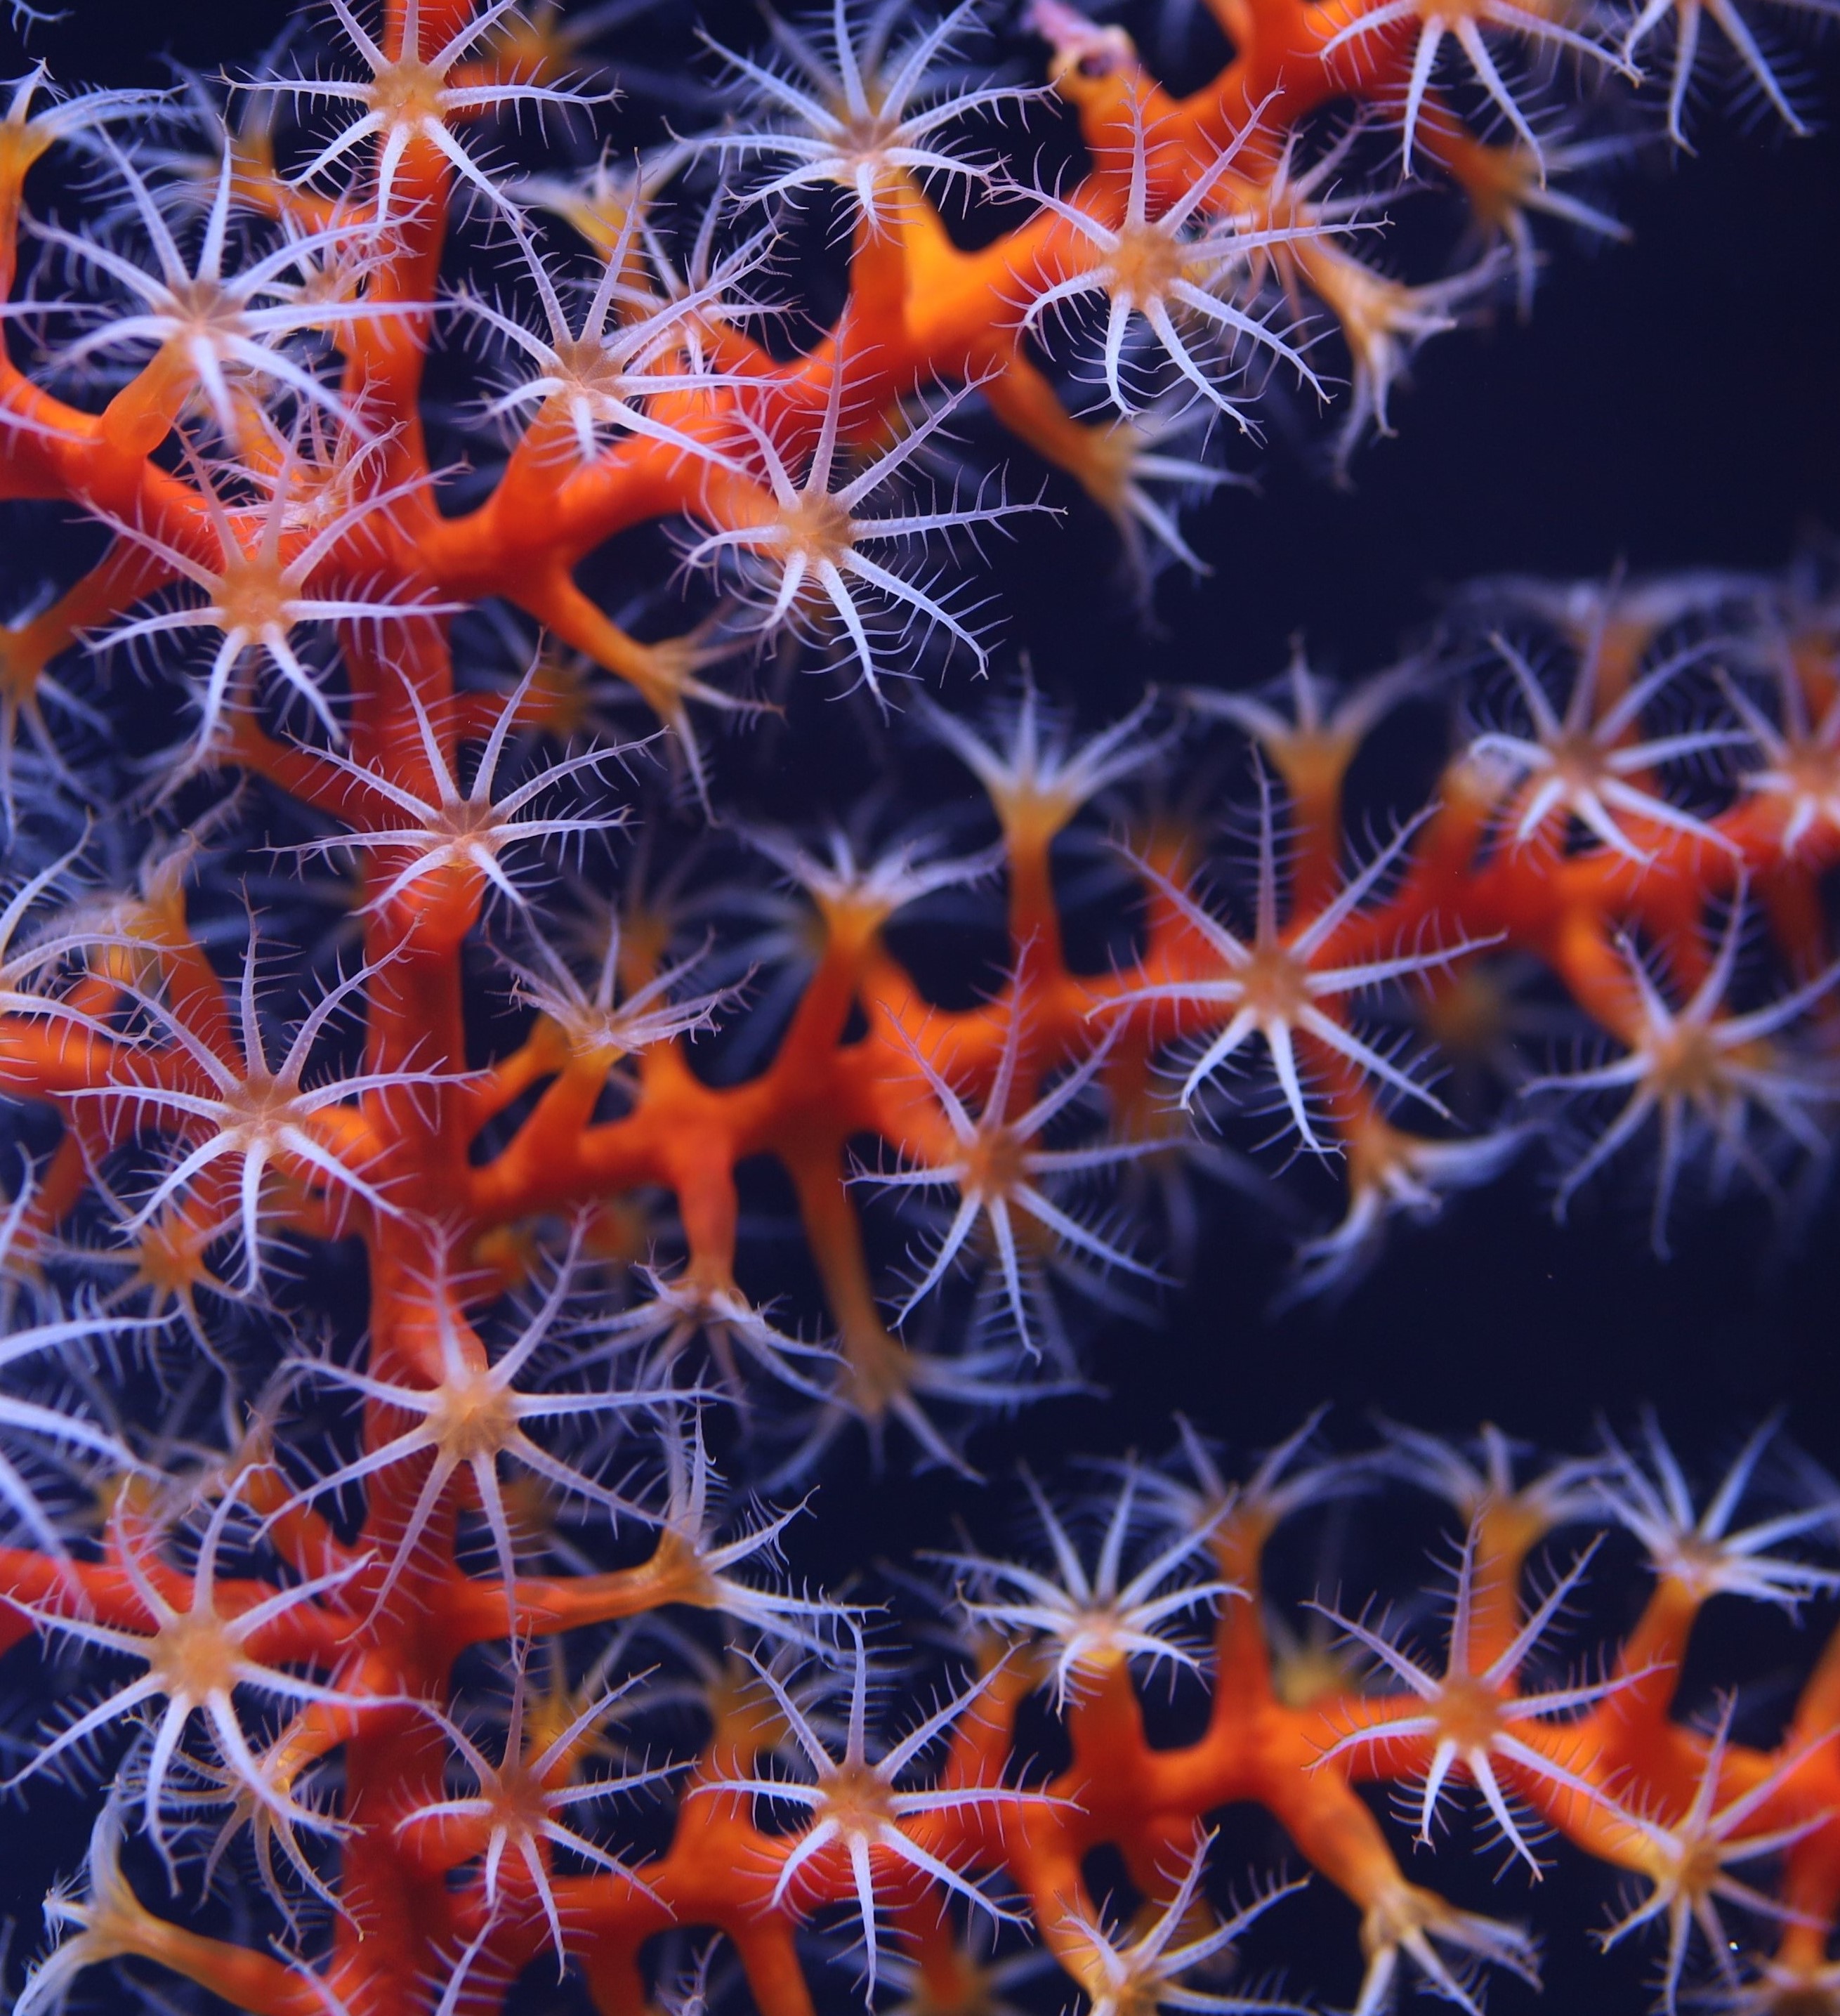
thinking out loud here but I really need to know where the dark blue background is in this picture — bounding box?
[4,1,1839,2009]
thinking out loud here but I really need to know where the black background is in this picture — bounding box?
[3,1,1839,2010]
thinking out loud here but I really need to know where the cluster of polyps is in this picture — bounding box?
[0,0,1834,2010]
[7,1399,1840,2016]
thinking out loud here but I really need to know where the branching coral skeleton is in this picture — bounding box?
[0,2,1831,2014]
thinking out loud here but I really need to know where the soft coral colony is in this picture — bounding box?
[0,0,1836,2010]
